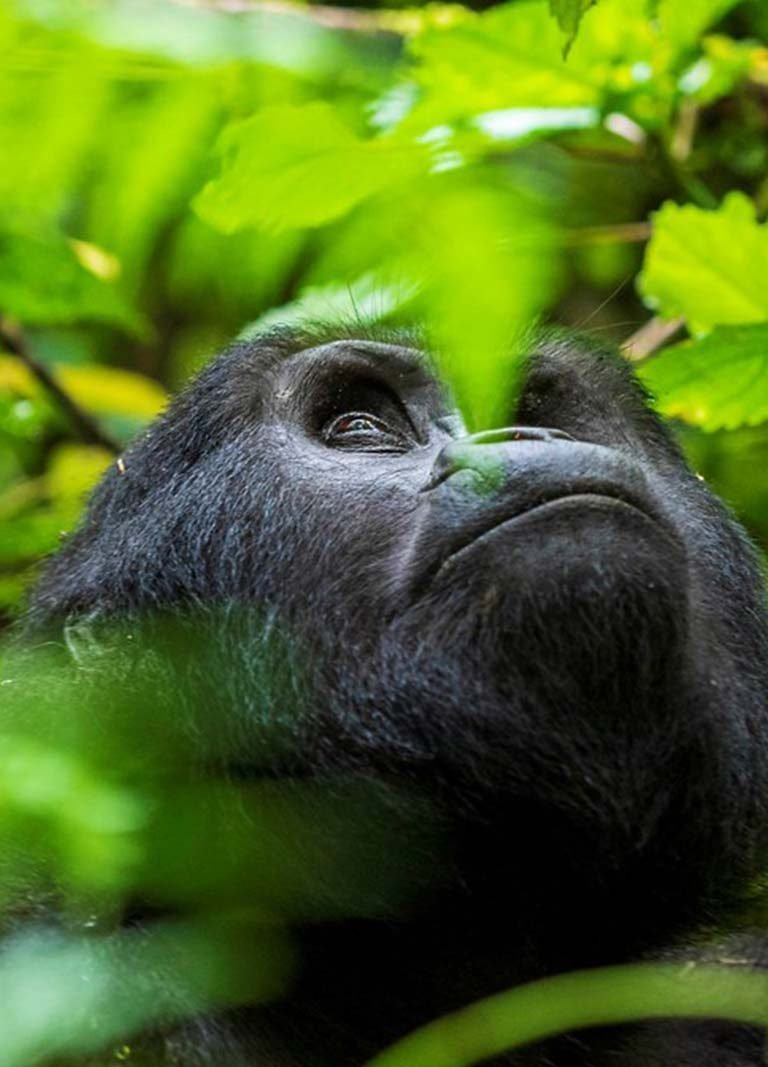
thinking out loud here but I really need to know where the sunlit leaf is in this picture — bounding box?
[56,364,167,420]
[638,194,768,330]
[47,444,113,499]
[416,174,558,431]
[195,103,427,234]
[0,358,166,419]
[409,2,601,119]
[639,324,768,431]
[657,0,741,52]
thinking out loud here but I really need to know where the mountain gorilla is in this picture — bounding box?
[24,329,768,1065]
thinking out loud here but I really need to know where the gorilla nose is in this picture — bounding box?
[422,426,575,492]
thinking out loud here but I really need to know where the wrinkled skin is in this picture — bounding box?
[26,329,768,1065]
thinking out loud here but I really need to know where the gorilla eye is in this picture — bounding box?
[323,411,407,451]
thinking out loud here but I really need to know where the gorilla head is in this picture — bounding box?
[25,328,768,1064]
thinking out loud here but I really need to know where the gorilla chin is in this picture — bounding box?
[405,467,689,714]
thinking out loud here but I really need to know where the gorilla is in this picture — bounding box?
[21,328,768,1065]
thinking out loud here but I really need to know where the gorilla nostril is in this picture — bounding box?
[421,426,575,492]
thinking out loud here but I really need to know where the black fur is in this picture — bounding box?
[23,329,768,1064]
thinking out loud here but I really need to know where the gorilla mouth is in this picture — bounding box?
[429,491,677,587]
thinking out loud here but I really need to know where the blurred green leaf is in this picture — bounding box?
[405,0,743,138]
[86,75,220,292]
[366,962,768,1067]
[0,358,167,419]
[409,2,602,119]
[0,734,145,892]
[640,324,768,431]
[0,230,144,333]
[657,0,740,52]
[0,505,77,564]
[679,35,757,104]
[47,443,114,499]
[416,174,558,430]
[639,194,768,330]
[0,918,294,1067]
[195,103,427,234]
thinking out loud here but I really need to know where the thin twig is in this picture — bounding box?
[174,0,403,32]
[566,222,652,247]
[0,319,121,454]
[622,316,685,362]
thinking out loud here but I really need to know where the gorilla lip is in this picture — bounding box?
[429,491,676,587]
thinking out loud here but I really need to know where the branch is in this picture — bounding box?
[622,316,685,362]
[566,222,652,247]
[0,319,121,454]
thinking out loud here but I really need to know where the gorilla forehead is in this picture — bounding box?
[180,327,671,449]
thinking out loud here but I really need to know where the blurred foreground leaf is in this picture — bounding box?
[657,0,741,52]
[0,918,294,1067]
[366,962,768,1067]
[0,359,167,420]
[195,104,426,234]
[0,231,143,334]
[418,176,557,431]
[640,324,768,431]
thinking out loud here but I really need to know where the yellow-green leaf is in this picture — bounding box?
[194,104,426,235]
[638,194,768,331]
[639,324,768,431]
[0,359,167,420]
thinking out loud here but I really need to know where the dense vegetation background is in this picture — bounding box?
[2,0,768,1062]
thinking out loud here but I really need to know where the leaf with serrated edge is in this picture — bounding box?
[639,194,768,331]
[639,324,768,431]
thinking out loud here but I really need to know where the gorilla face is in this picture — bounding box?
[27,329,768,949]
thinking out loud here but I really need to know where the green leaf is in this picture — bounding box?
[409,3,602,118]
[549,0,598,55]
[679,36,756,105]
[639,324,768,431]
[416,176,558,431]
[194,104,426,235]
[0,230,144,334]
[47,444,113,500]
[404,0,683,134]
[0,358,166,420]
[657,0,741,52]
[638,194,768,330]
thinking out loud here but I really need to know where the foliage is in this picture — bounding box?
[1,0,768,1061]
[368,962,768,1067]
